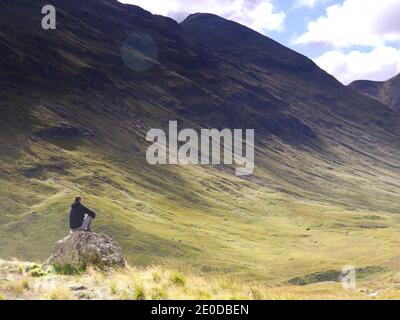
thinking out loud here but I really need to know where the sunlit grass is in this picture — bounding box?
[1,259,400,300]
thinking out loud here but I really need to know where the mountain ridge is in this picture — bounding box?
[349,74,400,112]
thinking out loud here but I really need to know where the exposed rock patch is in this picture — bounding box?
[286,266,385,286]
[37,123,94,138]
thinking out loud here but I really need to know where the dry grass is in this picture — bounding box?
[48,286,74,300]
[1,259,400,300]
[1,277,30,297]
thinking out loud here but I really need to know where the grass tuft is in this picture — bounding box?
[169,273,186,286]
[110,283,118,295]
[24,263,48,278]
[133,283,146,300]
[49,286,73,300]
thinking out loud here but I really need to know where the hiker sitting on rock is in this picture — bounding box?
[69,197,96,232]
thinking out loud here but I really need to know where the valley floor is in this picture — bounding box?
[1,259,400,300]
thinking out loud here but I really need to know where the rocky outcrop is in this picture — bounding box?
[37,123,94,138]
[46,232,126,271]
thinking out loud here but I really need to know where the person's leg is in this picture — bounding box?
[81,214,94,231]
[71,227,84,232]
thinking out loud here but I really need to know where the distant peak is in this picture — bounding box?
[389,73,400,82]
[348,79,384,87]
[182,13,225,24]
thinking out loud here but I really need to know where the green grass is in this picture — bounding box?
[1,128,400,285]
[133,283,146,300]
[24,263,48,277]
[53,263,87,275]
[169,273,186,286]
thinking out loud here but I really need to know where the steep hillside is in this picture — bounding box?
[349,74,400,112]
[1,0,400,285]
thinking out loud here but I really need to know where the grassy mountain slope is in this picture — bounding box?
[349,74,400,112]
[1,0,400,287]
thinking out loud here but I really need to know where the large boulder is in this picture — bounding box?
[46,232,126,271]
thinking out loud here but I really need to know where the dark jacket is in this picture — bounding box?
[69,202,96,229]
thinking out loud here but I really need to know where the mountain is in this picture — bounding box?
[348,74,400,112]
[1,0,400,284]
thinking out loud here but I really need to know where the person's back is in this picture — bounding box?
[69,197,96,232]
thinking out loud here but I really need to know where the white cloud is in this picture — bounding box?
[294,0,330,9]
[294,0,400,83]
[118,0,286,32]
[294,0,400,48]
[314,46,400,84]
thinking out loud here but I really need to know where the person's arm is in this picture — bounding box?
[82,205,96,218]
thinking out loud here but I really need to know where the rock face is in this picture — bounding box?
[47,232,126,270]
[37,123,94,138]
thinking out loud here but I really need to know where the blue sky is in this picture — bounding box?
[119,0,400,84]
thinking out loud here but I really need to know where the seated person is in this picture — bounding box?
[69,196,96,232]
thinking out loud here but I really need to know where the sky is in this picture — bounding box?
[118,0,400,85]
